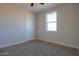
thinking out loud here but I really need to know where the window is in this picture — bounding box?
[46,12,57,31]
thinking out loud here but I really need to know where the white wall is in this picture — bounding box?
[0,4,35,48]
[0,4,79,49]
[37,4,79,49]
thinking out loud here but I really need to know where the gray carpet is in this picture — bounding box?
[0,39,78,56]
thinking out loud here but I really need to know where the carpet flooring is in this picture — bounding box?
[0,39,78,56]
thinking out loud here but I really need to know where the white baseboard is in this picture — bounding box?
[38,38,79,49]
[0,39,33,49]
[1,38,79,49]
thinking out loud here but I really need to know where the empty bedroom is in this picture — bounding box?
[0,3,79,56]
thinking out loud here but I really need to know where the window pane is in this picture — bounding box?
[46,12,57,22]
[47,22,57,31]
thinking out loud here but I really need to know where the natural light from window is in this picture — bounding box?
[46,11,57,31]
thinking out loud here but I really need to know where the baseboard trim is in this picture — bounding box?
[0,39,34,49]
[1,38,79,49]
[38,38,79,49]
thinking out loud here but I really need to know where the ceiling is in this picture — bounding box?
[0,3,62,13]
[24,3,61,13]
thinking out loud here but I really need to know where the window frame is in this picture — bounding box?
[46,11,57,31]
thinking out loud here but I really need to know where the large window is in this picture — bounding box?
[46,12,57,31]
